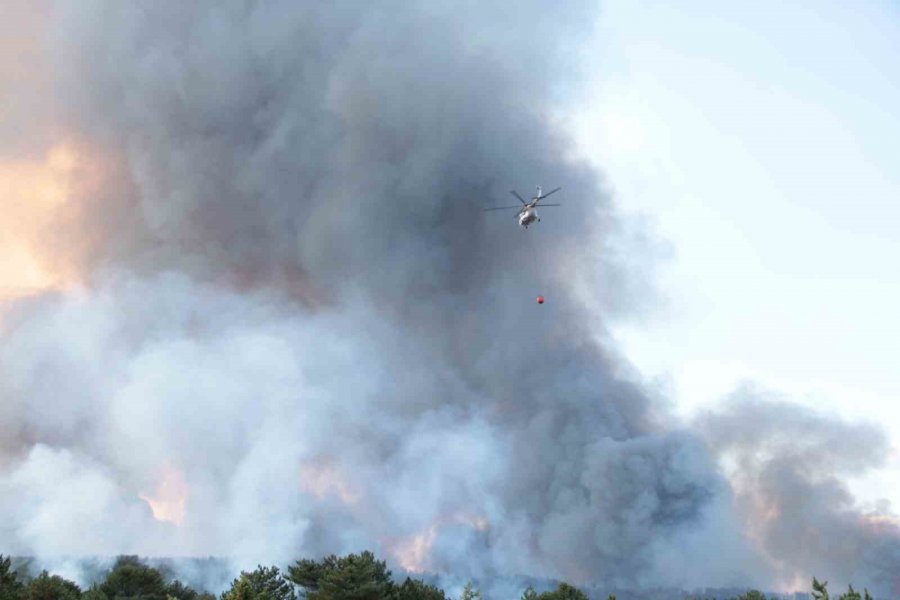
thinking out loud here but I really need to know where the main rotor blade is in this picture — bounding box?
[537,187,561,200]
[510,190,527,205]
[483,205,524,211]
[535,203,561,207]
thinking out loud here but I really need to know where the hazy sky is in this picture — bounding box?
[568,0,900,505]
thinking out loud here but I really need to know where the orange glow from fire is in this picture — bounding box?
[393,523,439,573]
[389,512,490,573]
[300,459,361,505]
[860,511,900,531]
[139,466,189,526]
[0,141,96,298]
[725,476,807,593]
[736,484,781,549]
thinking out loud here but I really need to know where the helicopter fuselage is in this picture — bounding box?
[518,205,539,228]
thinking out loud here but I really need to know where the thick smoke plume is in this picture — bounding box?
[1,1,898,597]
[698,387,900,597]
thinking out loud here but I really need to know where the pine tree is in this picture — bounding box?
[220,578,260,600]
[841,585,857,600]
[516,583,591,600]
[99,557,167,600]
[811,578,829,600]
[0,557,25,600]
[395,578,446,600]
[25,570,81,600]
[543,584,588,600]
[288,552,393,600]
[221,567,293,600]
[82,585,108,600]
[459,583,481,600]
[165,581,201,600]
[838,585,863,600]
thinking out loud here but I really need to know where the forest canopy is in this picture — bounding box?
[0,553,876,600]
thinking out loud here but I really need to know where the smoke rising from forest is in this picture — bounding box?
[0,1,898,596]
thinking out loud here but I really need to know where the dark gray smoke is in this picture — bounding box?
[1,1,897,597]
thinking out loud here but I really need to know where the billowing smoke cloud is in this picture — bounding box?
[0,1,58,157]
[697,387,900,596]
[1,1,897,597]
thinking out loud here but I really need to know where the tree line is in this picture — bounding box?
[0,552,876,600]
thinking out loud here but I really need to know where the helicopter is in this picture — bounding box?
[483,185,562,228]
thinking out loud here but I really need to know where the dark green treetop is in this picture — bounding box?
[836,584,873,600]
[99,557,167,600]
[25,571,80,600]
[516,583,588,600]
[0,557,25,600]
[83,586,109,600]
[221,567,294,600]
[812,578,829,600]
[286,552,392,600]
[395,578,446,600]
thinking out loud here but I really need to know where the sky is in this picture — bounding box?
[567,0,900,506]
